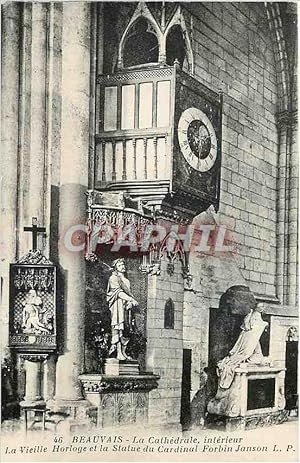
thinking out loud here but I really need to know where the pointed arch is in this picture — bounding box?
[118,2,163,68]
[163,6,194,74]
[265,2,291,112]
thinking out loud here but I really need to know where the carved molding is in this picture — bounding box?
[97,66,173,84]
[17,250,53,266]
[276,110,297,128]
[20,353,49,362]
[153,208,190,225]
[79,374,159,394]
[286,326,298,341]
[115,3,194,73]
[139,262,161,276]
[13,267,54,291]
[208,410,289,432]
[244,410,289,430]
[182,266,193,290]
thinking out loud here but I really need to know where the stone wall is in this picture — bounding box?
[146,257,184,429]
[186,2,279,298]
[178,3,290,424]
[270,316,298,369]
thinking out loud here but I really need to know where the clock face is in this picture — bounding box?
[177,107,218,172]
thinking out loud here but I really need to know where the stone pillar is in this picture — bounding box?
[276,122,287,304]
[0,2,20,355]
[28,3,48,248]
[16,2,33,258]
[20,358,44,406]
[43,355,57,401]
[53,2,91,403]
[276,112,298,306]
[146,258,183,429]
[287,119,298,305]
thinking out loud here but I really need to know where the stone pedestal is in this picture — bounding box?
[104,359,140,376]
[79,373,159,428]
[207,364,287,430]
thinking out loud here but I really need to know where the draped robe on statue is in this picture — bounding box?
[217,310,268,390]
[107,272,133,359]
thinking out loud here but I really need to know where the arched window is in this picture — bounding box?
[164,298,175,329]
[123,17,159,68]
[166,25,188,71]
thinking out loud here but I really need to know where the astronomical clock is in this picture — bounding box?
[172,71,222,217]
[94,63,222,220]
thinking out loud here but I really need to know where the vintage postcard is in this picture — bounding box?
[1,1,298,462]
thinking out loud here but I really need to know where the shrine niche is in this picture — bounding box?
[207,300,288,430]
[85,249,148,374]
[9,250,57,353]
[208,286,271,373]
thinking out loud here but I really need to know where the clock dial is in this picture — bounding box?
[177,107,218,172]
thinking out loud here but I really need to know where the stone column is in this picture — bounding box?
[28,3,48,248]
[16,2,33,258]
[43,355,57,401]
[20,358,45,406]
[53,3,91,404]
[0,2,20,354]
[276,121,288,304]
[276,112,298,306]
[287,119,298,306]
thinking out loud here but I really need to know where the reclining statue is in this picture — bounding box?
[216,303,268,390]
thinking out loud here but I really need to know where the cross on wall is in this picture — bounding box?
[24,217,46,251]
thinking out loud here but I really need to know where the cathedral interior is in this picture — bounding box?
[1,1,298,434]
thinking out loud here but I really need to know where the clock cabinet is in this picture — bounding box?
[94,62,222,219]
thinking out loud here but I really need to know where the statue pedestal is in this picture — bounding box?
[207,364,288,430]
[79,373,159,428]
[104,358,139,376]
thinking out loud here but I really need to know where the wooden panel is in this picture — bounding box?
[157,80,171,127]
[145,138,155,180]
[105,142,113,181]
[95,143,102,183]
[125,140,135,181]
[139,82,153,129]
[104,86,117,131]
[121,84,135,130]
[96,142,113,182]
[115,141,123,180]
[157,136,167,179]
[135,139,144,178]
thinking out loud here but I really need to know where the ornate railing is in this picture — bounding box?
[95,65,175,189]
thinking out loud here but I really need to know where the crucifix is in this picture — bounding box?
[24,217,46,251]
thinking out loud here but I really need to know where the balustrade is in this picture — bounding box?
[95,65,174,189]
[96,133,170,185]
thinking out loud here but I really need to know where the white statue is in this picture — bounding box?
[106,259,138,361]
[217,303,268,390]
[22,289,50,334]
